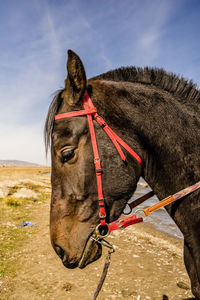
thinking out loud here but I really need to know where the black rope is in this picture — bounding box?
[93,250,112,300]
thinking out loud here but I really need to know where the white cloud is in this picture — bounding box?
[140,33,159,48]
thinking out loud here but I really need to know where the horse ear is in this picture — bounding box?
[64,50,86,105]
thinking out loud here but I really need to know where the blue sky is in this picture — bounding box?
[0,0,200,165]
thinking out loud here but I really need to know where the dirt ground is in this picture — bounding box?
[0,167,195,300]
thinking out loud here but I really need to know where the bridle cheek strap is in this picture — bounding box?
[83,99,106,226]
[55,91,143,227]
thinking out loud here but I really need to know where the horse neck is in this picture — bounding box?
[131,85,199,198]
[92,80,200,199]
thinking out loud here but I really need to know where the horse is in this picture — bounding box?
[45,50,200,299]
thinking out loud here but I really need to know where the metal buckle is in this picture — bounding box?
[94,157,100,162]
[100,122,106,129]
[98,198,105,202]
[99,204,105,208]
[95,223,109,238]
[99,213,106,219]
[90,236,115,253]
[123,203,132,215]
[94,113,100,120]
[118,219,124,229]
[135,209,146,220]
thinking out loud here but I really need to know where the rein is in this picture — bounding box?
[54,90,200,299]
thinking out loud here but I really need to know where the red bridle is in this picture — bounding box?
[54,91,143,233]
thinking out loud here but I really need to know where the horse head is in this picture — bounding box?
[46,50,142,269]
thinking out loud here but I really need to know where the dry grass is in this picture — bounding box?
[0,166,50,175]
[0,166,51,282]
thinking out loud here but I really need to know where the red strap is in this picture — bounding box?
[84,91,142,166]
[83,93,126,160]
[55,108,97,120]
[108,214,143,231]
[95,115,126,161]
[83,96,106,226]
[107,127,142,166]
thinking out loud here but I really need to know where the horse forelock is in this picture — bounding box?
[44,89,64,154]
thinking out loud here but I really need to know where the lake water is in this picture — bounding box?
[126,178,183,239]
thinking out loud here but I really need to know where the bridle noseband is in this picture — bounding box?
[54,90,143,236]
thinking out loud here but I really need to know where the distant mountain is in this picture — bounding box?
[0,160,39,166]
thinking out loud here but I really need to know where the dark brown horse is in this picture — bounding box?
[45,50,200,299]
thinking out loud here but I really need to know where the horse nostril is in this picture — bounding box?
[54,245,65,260]
[53,245,77,269]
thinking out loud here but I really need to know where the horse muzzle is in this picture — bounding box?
[78,232,102,269]
[78,224,113,269]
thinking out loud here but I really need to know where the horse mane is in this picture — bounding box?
[92,66,200,104]
[45,67,200,152]
[44,90,63,154]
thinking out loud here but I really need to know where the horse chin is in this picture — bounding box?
[78,235,102,269]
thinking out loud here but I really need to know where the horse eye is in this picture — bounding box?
[61,149,75,163]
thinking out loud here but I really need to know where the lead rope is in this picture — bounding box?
[93,250,112,300]
[92,239,115,300]
[142,180,200,216]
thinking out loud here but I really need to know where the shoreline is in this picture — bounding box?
[133,179,184,240]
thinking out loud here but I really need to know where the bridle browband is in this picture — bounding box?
[54,90,143,234]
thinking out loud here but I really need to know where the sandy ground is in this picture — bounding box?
[0,167,195,300]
